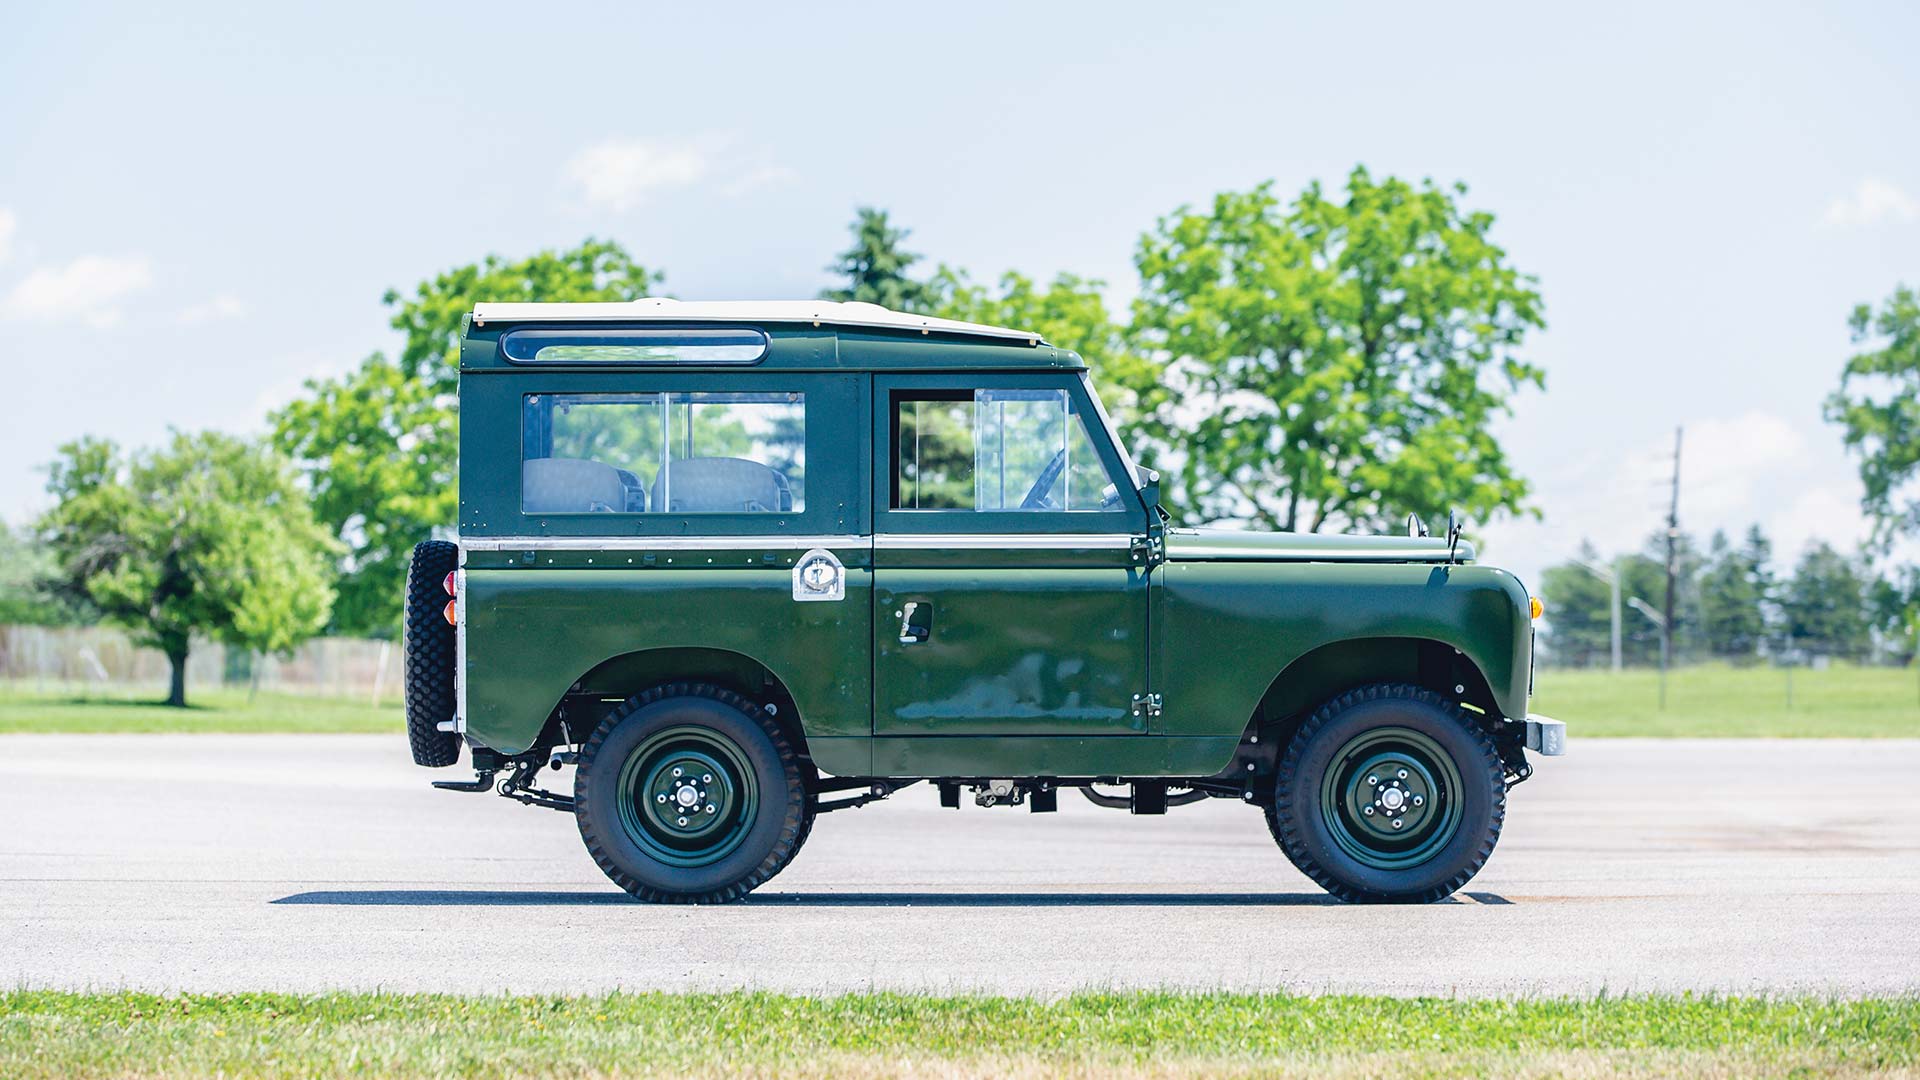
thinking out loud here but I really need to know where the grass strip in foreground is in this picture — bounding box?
[3,990,1917,1078]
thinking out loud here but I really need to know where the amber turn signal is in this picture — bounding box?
[1529,596,1544,620]
[443,599,457,626]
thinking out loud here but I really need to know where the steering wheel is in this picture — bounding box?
[1019,449,1068,510]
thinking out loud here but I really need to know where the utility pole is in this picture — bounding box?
[1661,427,1683,710]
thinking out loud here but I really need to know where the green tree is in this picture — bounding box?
[1697,527,1772,661]
[1131,168,1546,531]
[1537,542,1616,667]
[272,240,659,635]
[0,520,81,626]
[38,433,339,707]
[1826,285,1920,547]
[1780,542,1872,660]
[821,207,937,312]
[928,268,1169,464]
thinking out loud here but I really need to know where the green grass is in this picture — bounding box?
[1532,662,1920,738]
[0,686,400,734]
[2,990,1915,1079]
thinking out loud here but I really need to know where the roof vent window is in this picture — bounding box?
[500,327,769,365]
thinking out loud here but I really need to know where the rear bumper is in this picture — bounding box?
[1524,713,1566,756]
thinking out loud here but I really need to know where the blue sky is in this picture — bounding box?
[2,0,1916,588]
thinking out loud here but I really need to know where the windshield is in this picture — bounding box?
[1079,373,1139,486]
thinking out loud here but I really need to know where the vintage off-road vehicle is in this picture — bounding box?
[404,299,1564,904]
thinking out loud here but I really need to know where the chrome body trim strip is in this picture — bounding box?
[458,534,867,552]
[873,533,1135,550]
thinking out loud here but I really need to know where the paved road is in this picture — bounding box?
[2,734,1916,997]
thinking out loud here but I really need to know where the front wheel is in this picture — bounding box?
[575,683,811,904]
[1268,684,1505,903]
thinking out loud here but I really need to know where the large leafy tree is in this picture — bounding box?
[821,207,937,312]
[273,240,659,635]
[38,433,339,707]
[1131,168,1546,531]
[1826,285,1920,547]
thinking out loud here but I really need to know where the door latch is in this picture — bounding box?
[1130,534,1165,566]
[897,601,931,645]
[1129,692,1163,719]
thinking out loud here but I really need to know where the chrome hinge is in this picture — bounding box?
[1129,692,1164,719]
[1130,534,1165,566]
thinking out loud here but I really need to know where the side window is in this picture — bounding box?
[892,389,1119,512]
[522,392,805,514]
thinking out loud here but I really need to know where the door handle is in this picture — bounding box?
[897,601,931,645]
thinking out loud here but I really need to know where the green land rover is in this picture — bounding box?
[403,298,1565,904]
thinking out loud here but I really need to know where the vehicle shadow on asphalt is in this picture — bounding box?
[272,889,1512,907]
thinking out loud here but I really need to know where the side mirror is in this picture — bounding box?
[1446,510,1462,563]
[1406,512,1429,538]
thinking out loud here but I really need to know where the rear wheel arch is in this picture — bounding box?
[534,646,812,768]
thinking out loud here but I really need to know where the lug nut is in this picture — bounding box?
[1413,795,1425,807]
[1397,769,1409,780]
[1363,806,1375,816]
[655,794,666,803]
[1392,819,1405,829]
[706,805,717,814]
[672,767,683,778]
[702,774,713,783]
[1366,774,1379,786]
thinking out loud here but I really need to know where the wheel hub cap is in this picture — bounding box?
[615,725,758,868]
[1319,725,1464,871]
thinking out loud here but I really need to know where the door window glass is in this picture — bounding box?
[892,389,1118,512]
[522,391,804,513]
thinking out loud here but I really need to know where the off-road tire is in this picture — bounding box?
[1268,683,1505,903]
[575,682,812,904]
[403,540,461,768]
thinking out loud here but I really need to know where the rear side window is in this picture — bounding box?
[522,392,804,514]
[892,389,1118,512]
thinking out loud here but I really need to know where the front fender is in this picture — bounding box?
[1152,560,1532,737]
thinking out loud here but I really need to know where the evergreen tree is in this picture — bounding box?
[821,207,937,312]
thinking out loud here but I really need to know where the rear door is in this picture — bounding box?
[871,373,1152,736]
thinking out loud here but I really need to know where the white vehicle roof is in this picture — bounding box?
[469,298,1044,345]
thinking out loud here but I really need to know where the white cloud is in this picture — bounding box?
[1477,409,1873,587]
[562,135,795,211]
[0,253,153,326]
[1821,177,1919,227]
[564,136,717,212]
[175,292,246,326]
[0,208,16,264]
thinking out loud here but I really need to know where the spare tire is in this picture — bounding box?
[404,539,461,767]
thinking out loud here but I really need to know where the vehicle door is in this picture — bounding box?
[871,373,1152,736]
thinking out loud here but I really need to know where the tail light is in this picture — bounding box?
[443,571,456,596]
[443,572,458,626]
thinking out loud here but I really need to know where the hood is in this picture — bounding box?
[1164,527,1474,564]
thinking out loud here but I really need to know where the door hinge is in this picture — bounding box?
[1130,534,1164,566]
[1129,692,1163,719]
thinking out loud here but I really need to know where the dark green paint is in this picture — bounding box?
[453,315,1537,780]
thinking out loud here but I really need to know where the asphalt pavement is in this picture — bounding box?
[2,733,1916,997]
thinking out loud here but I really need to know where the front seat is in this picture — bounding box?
[652,457,786,513]
[523,457,632,513]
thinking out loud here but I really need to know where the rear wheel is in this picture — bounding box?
[1269,684,1504,903]
[402,540,461,768]
[575,683,811,903]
